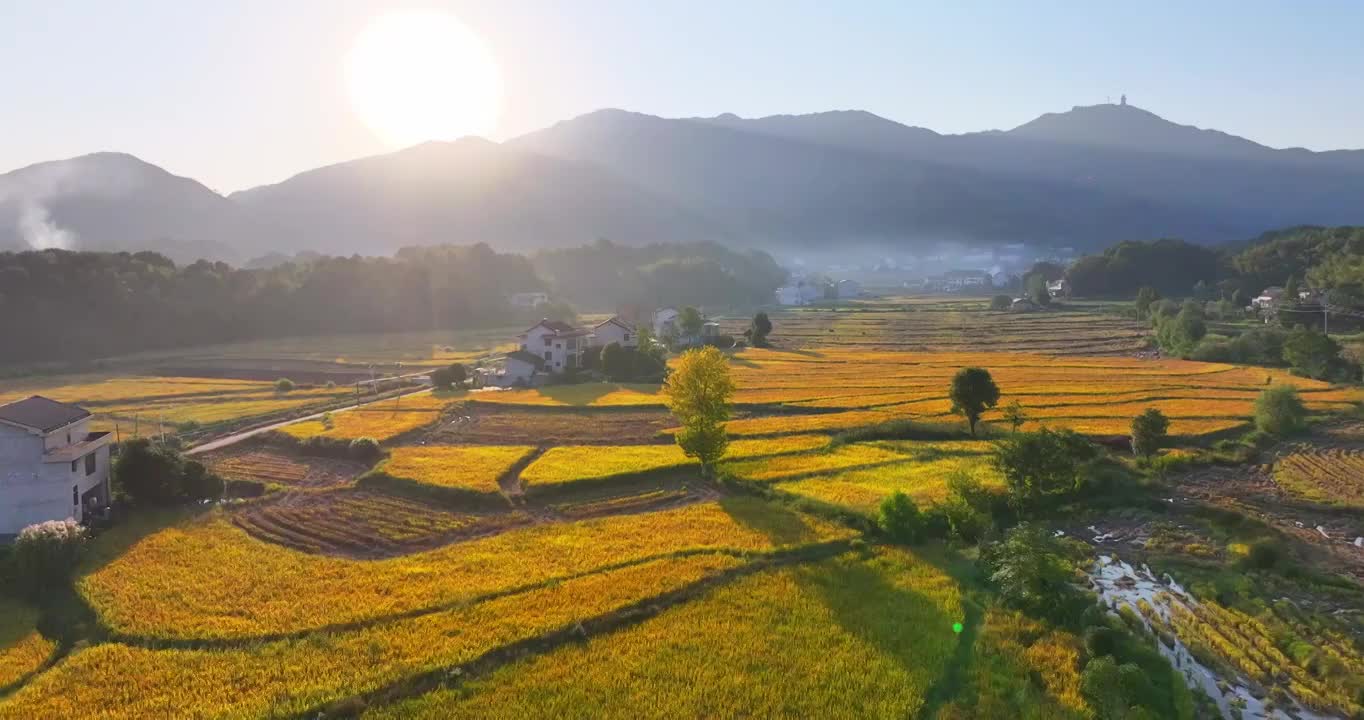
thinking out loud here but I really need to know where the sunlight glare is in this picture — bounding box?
[347,10,502,148]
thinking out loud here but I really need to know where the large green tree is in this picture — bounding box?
[949,367,1001,437]
[1130,408,1170,461]
[663,346,735,476]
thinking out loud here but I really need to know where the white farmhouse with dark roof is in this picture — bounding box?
[591,316,637,349]
[0,396,112,536]
[518,319,594,374]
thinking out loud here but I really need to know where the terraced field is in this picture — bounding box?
[1273,423,1364,509]
[716,297,1149,355]
[8,298,1364,719]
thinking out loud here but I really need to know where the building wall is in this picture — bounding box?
[1,420,110,535]
[594,323,635,348]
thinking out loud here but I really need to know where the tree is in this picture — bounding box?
[1153,300,1206,355]
[429,367,454,389]
[663,346,734,476]
[1282,275,1300,306]
[749,312,773,347]
[601,342,628,379]
[679,306,704,339]
[114,438,186,504]
[949,367,1000,437]
[1133,286,1160,319]
[879,491,925,544]
[448,363,467,387]
[994,428,1097,510]
[1283,326,1356,381]
[275,377,296,393]
[990,294,1012,311]
[1130,408,1170,461]
[182,460,225,501]
[1191,280,1211,301]
[1001,400,1028,433]
[1081,656,1146,720]
[1026,274,1052,306]
[982,523,1076,615]
[1255,385,1307,436]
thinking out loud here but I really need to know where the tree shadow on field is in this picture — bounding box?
[793,554,970,717]
[537,383,619,406]
[718,496,814,545]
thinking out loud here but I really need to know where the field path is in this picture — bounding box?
[186,386,433,456]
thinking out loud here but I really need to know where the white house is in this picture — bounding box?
[836,279,862,299]
[1251,286,1284,310]
[0,396,112,537]
[508,291,550,309]
[592,316,637,348]
[519,319,594,374]
[1046,279,1070,298]
[652,307,681,338]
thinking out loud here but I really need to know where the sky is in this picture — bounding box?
[3,0,1363,194]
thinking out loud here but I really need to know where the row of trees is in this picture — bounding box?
[0,240,790,367]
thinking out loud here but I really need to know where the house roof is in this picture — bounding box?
[0,396,91,433]
[505,350,546,368]
[520,319,589,337]
[595,316,634,331]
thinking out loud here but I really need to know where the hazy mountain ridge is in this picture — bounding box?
[4,103,1363,262]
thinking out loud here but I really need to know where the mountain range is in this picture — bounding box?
[3,103,1363,263]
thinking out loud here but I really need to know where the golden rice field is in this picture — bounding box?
[78,498,854,641]
[105,328,520,367]
[364,548,971,720]
[279,408,442,442]
[471,383,664,407]
[0,601,55,689]
[1272,427,1364,508]
[726,440,1004,516]
[520,435,829,489]
[377,445,535,495]
[0,555,741,720]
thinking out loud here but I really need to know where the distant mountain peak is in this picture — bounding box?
[1006,102,1273,157]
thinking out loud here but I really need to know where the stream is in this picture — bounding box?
[1088,555,1339,720]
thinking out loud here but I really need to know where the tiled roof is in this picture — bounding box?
[505,350,546,367]
[0,396,91,433]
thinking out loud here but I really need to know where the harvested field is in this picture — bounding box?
[1273,422,1364,509]
[230,488,532,559]
[279,409,442,442]
[205,447,368,488]
[425,405,677,445]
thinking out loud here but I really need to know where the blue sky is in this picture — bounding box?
[3,0,1362,193]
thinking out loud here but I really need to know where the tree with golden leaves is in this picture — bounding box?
[663,346,735,476]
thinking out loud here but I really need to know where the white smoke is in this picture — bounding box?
[17,201,75,249]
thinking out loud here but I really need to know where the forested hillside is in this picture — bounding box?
[0,242,785,366]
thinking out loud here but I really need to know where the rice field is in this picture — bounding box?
[0,601,55,689]
[471,383,664,407]
[377,445,535,495]
[78,498,855,641]
[0,555,741,720]
[520,435,830,490]
[364,547,965,720]
[278,408,442,442]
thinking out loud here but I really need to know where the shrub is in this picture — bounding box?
[349,437,382,462]
[994,428,1097,511]
[13,519,88,601]
[114,438,185,504]
[1254,385,1307,436]
[981,523,1078,618]
[1283,326,1358,381]
[325,380,337,389]
[1245,538,1284,569]
[749,312,773,347]
[948,367,1000,437]
[990,294,1012,311]
[448,363,467,386]
[275,377,296,393]
[878,491,925,544]
[940,470,992,543]
[429,367,454,389]
[1084,625,1120,658]
[182,460,225,501]
[1129,408,1170,460]
[1080,655,1148,720]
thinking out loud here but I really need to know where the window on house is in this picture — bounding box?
[85,453,96,476]
[71,459,78,473]
[542,336,551,346]
[624,333,630,341]
[67,432,71,444]
[72,485,79,506]
[544,351,552,361]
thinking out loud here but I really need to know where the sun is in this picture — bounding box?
[347,10,502,148]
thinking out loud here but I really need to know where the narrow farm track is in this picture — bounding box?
[497,445,547,498]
